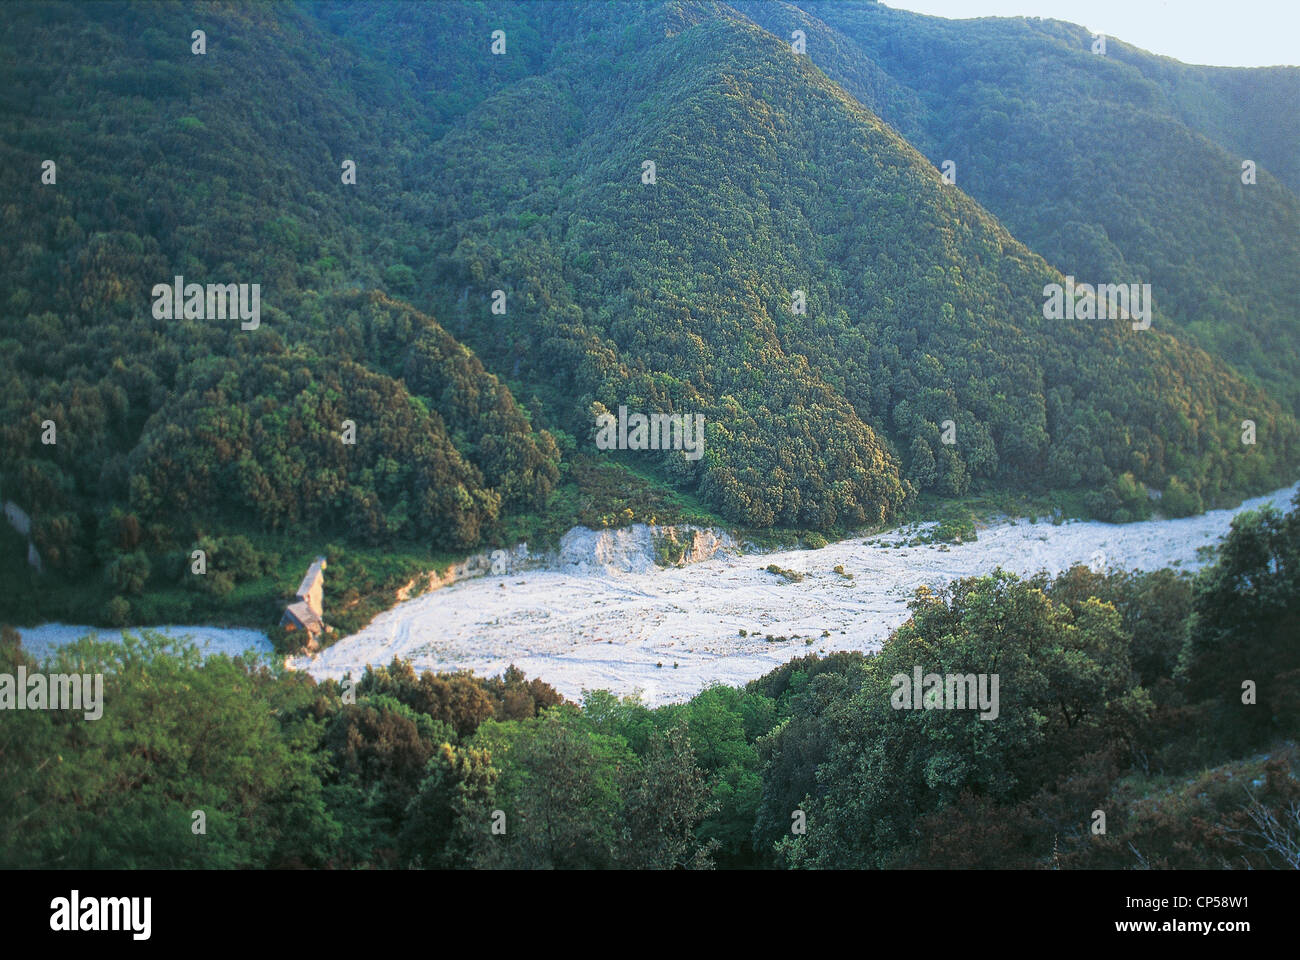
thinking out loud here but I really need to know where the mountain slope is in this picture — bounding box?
[341,0,1295,516]
[751,0,1300,413]
[0,0,1295,626]
[0,1,558,581]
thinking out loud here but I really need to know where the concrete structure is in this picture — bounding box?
[280,556,327,650]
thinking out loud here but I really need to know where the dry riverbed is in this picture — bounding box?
[17,482,1298,706]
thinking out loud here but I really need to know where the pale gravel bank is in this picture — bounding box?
[291,482,1299,705]
[16,482,1298,706]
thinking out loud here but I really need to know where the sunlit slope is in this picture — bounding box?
[387,0,1298,519]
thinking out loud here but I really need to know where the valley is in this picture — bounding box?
[3,0,1298,880]
[18,481,1297,706]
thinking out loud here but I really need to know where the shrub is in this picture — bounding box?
[103,595,130,626]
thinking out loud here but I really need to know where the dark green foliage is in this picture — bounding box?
[775,570,1142,868]
[346,0,1299,517]
[4,491,1297,869]
[467,708,633,869]
[0,630,339,868]
[398,742,498,869]
[324,698,444,837]
[1,0,1298,871]
[1180,495,1300,743]
[4,1,1294,643]
[762,492,1299,869]
[1043,565,1194,690]
[0,2,559,627]
[615,725,720,869]
[778,0,1300,418]
[1162,476,1204,518]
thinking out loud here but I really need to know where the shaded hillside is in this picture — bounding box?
[762,0,1300,413]
[0,1,557,591]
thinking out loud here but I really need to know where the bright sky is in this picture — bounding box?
[880,0,1300,67]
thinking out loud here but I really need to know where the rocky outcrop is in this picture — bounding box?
[557,523,736,575]
[392,524,736,602]
[394,542,534,601]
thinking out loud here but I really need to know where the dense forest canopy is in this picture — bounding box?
[749,0,1300,411]
[0,0,1296,633]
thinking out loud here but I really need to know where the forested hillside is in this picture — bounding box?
[1,0,1296,633]
[0,1,564,626]
[754,0,1300,412]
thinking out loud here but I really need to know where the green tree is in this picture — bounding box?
[468,708,632,869]
[1180,497,1300,744]
[616,725,719,869]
